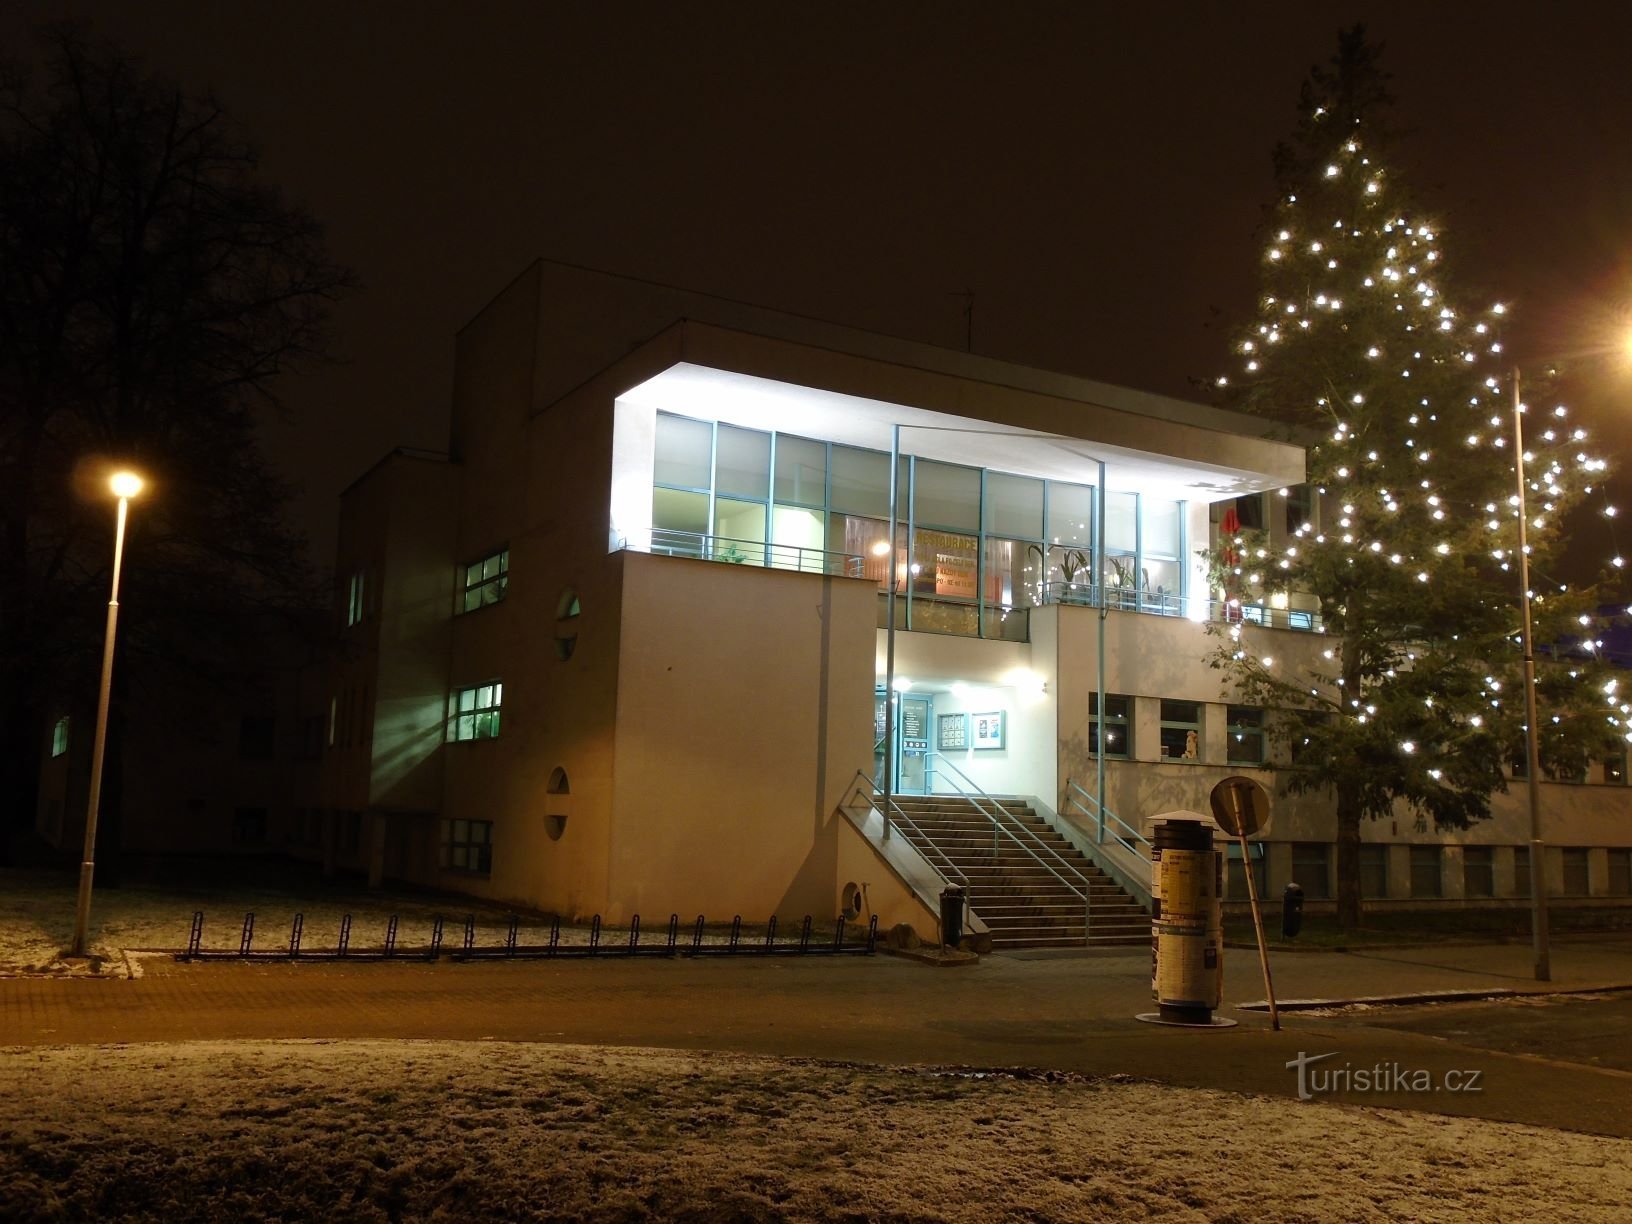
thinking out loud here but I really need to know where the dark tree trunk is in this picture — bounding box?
[1334,788,1363,931]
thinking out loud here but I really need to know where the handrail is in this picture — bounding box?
[847,771,970,892]
[615,528,865,578]
[1042,581,1323,632]
[1065,778,1151,859]
[926,753,1098,941]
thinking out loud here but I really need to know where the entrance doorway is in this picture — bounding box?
[874,689,932,795]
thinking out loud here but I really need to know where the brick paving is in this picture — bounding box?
[5,937,1632,1136]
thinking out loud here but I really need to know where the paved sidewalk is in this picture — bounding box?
[5,935,1631,1137]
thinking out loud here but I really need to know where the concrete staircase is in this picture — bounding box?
[890,795,1149,950]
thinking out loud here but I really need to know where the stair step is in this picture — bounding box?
[890,794,1149,950]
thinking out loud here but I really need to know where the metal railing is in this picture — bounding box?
[177,909,877,961]
[1043,581,1323,632]
[616,528,866,578]
[848,771,970,893]
[926,754,1100,941]
[1065,779,1151,860]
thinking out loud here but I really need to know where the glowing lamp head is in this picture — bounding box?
[870,540,891,557]
[109,471,144,499]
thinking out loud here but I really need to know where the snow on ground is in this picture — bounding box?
[4,1039,1628,1222]
[0,868,856,979]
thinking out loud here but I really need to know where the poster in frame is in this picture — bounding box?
[972,711,1006,751]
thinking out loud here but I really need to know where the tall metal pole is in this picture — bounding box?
[71,494,132,958]
[1095,460,1107,841]
[1512,369,1551,982]
[882,424,901,837]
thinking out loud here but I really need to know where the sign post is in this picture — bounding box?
[1210,776,1279,1030]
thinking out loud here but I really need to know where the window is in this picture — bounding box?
[715,425,770,500]
[829,445,892,518]
[238,716,275,761]
[1291,843,1330,899]
[342,811,361,854]
[1159,700,1201,761]
[346,569,366,627]
[50,716,69,759]
[1359,844,1389,898]
[1088,693,1131,759]
[461,547,509,612]
[1284,484,1313,535]
[1226,706,1264,765]
[1290,712,1329,764]
[1225,841,1266,901]
[1608,849,1631,896]
[1463,846,1494,898]
[985,472,1043,540]
[441,818,493,875]
[1510,742,1529,779]
[1562,847,1590,896]
[1605,753,1626,785]
[1233,493,1266,531]
[773,435,827,507]
[447,682,502,742]
[912,460,980,532]
[1409,846,1441,898]
[232,807,268,845]
[1513,846,1531,897]
[653,413,713,489]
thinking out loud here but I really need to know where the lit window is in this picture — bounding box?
[1088,693,1131,759]
[447,682,502,742]
[440,818,493,875]
[1226,706,1264,765]
[346,570,366,627]
[461,548,509,613]
[50,716,69,759]
[1159,700,1202,760]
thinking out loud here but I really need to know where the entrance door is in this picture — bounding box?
[874,690,932,795]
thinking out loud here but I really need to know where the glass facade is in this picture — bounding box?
[648,411,1189,641]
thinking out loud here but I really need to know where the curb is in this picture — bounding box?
[1236,981,1632,1012]
[880,945,981,968]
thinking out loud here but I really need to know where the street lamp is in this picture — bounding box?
[70,469,144,959]
[1508,372,1552,982]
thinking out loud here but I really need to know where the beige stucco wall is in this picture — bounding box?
[609,551,877,922]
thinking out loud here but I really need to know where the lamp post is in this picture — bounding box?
[1509,372,1550,982]
[70,469,144,960]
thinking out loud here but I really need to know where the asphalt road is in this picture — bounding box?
[1331,991,1632,1073]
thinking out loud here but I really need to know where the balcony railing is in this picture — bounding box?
[616,528,866,578]
[616,532,1321,635]
[1043,581,1323,633]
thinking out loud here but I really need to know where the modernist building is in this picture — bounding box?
[315,260,1632,942]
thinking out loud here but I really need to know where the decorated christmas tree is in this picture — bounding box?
[1211,28,1623,929]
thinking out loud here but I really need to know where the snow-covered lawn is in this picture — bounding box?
[0,868,853,978]
[4,1039,1628,1221]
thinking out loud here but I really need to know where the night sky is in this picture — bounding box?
[9,2,1632,572]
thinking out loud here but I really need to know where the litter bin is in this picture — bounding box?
[939,884,965,948]
[1281,882,1305,938]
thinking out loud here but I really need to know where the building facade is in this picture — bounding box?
[315,261,1632,935]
